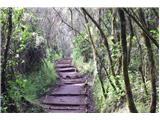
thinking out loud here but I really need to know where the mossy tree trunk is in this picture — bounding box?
[119,8,138,113]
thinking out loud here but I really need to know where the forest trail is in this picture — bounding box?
[41,58,89,113]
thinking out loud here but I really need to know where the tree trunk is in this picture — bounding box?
[82,10,106,98]
[123,8,159,49]
[115,55,122,75]
[119,8,138,113]
[81,8,122,90]
[152,8,159,19]
[139,8,157,113]
[139,65,149,95]
[98,9,103,44]
[111,8,117,44]
[127,16,133,65]
[136,37,148,96]
[69,8,74,30]
[1,8,13,94]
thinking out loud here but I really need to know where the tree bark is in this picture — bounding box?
[138,8,157,113]
[139,65,148,95]
[1,8,13,94]
[127,16,134,65]
[119,8,138,113]
[115,55,122,75]
[152,8,159,19]
[69,8,73,29]
[136,36,148,96]
[111,8,117,44]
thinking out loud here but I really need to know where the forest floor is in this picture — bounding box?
[40,58,96,113]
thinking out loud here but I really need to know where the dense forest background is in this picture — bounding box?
[0,8,159,113]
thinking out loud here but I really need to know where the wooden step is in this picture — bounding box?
[51,84,86,95]
[60,78,86,84]
[43,95,87,105]
[57,60,72,64]
[47,109,86,113]
[56,67,76,72]
[59,72,82,79]
[55,64,74,68]
[43,104,86,110]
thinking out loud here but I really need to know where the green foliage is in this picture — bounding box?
[46,48,62,62]
[72,32,92,62]
[111,43,121,61]
[2,60,56,112]
[1,8,61,112]
[150,28,159,40]
[1,7,159,113]
[72,32,94,74]
[24,60,56,100]
[93,76,106,112]
[129,71,150,112]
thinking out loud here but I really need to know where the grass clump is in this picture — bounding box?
[23,60,56,100]
[5,60,56,112]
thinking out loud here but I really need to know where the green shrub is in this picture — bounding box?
[4,60,56,112]
[93,76,106,112]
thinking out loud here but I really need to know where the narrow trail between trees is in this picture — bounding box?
[41,58,91,113]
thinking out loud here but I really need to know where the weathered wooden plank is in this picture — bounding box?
[43,96,87,105]
[51,84,86,95]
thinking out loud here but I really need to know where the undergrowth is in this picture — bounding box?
[2,59,57,112]
[71,32,158,113]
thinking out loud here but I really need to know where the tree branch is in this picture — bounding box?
[123,8,159,49]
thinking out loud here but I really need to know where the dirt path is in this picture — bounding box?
[41,58,92,113]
